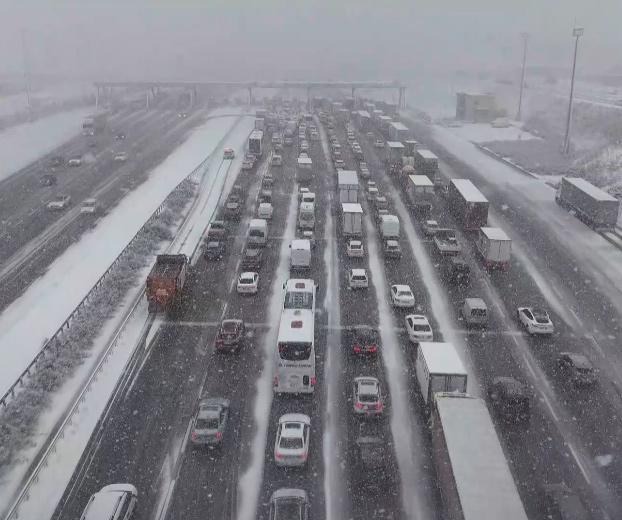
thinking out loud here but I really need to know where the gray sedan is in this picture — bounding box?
[190,397,230,447]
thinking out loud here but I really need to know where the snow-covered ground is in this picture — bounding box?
[0,82,92,120]
[0,110,253,519]
[0,107,91,182]
[0,108,245,397]
[440,121,539,143]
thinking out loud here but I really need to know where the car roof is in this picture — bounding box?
[86,488,127,518]
[240,271,257,278]
[279,413,310,426]
[392,284,411,291]
[406,314,429,323]
[355,377,379,391]
[351,268,367,276]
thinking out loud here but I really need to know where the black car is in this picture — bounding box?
[441,255,470,286]
[40,174,57,187]
[348,326,380,355]
[241,248,263,270]
[557,352,597,387]
[543,483,590,520]
[204,240,226,260]
[487,377,531,423]
[352,423,393,489]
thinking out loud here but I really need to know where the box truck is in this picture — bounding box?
[556,177,620,230]
[476,227,511,270]
[448,179,489,230]
[415,342,468,405]
[342,203,363,236]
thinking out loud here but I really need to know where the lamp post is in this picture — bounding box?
[563,27,584,155]
[516,32,529,121]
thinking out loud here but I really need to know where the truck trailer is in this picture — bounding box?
[476,227,511,270]
[415,342,467,405]
[448,179,489,230]
[414,149,439,182]
[342,203,363,236]
[146,254,188,313]
[431,393,529,520]
[388,121,409,142]
[556,177,620,230]
[338,170,359,203]
[406,175,435,219]
[248,130,264,157]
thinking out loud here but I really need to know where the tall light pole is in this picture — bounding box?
[20,29,32,117]
[563,27,584,155]
[516,32,529,121]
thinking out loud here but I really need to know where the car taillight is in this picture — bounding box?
[355,402,364,409]
[376,402,383,411]
[275,452,282,460]
[216,338,223,344]
[216,431,222,440]
[191,431,198,440]
[353,345,361,353]
[369,345,377,353]
[311,376,317,386]
[273,376,278,387]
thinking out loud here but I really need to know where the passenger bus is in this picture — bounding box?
[274,279,317,394]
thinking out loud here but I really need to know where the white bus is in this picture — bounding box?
[274,279,317,394]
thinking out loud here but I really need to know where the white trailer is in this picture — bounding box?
[248,130,264,157]
[342,203,363,237]
[380,214,400,240]
[415,342,468,405]
[388,121,409,141]
[431,393,529,520]
[338,170,359,203]
[297,156,313,185]
[406,175,435,218]
[476,227,511,270]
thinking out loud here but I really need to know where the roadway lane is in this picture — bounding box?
[53,145,262,520]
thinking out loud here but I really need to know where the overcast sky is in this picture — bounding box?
[0,0,620,82]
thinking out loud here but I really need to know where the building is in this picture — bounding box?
[456,93,499,122]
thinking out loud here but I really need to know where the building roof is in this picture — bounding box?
[481,227,510,241]
[434,395,529,520]
[564,177,618,202]
[342,203,363,214]
[418,342,467,375]
[338,170,359,185]
[387,141,405,149]
[409,175,434,187]
[417,149,438,161]
[451,179,488,203]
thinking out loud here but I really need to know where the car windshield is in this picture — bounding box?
[412,323,430,331]
[359,393,378,403]
[280,437,303,449]
[274,500,302,519]
[196,418,219,430]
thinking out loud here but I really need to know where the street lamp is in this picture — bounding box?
[516,32,529,121]
[563,27,584,154]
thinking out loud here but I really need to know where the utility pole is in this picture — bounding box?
[21,29,32,118]
[563,27,584,155]
[516,32,529,121]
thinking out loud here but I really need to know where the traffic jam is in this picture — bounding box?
[65,98,622,520]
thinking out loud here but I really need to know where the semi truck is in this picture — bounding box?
[405,175,435,219]
[82,113,107,136]
[448,179,489,230]
[297,156,313,185]
[414,149,439,182]
[248,130,264,157]
[476,227,511,270]
[386,141,405,175]
[431,393,529,520]
[338,170,359,203]
[388,121,409,142]
[555,177,620,230]
[342,203,363,236]
[146,254,188,313]
[415,342,468,405]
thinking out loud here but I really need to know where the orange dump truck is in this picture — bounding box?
[146,254,188,313]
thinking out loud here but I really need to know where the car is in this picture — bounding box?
[487,377,531,423]
[366,132,375,140]
[300,141,309,153]
[543,483,591,520]
[245,152,257,164]
[237,272,259,294]
[334,159,345,170]
[215,319,246,352]
[383,239,402,259]
[241,159,254,170]
[374,139,384,148]
[114,152,128,162]
[390,284,415,308]
[284,136,293,146]
[178,112,188,118]
[79,484,138,520]
[517,307,554,335]
[557,352,597,387]
[271,154,283,166]
[461,297,488,327]
[241,247,263,270]
[223,147,235,159]
[441,255,471,286]
[190,397,230,447]
[274,414,311,467]
[349,326,380,355]
[207,219,227,241]
[257,202,274,220]
[67,155,82,167]
[405,314,433,344]
[346,239,364,258]
[114,133,126,140]
[348,268,369,289]
[262,174,274,189]
[422,219,440,237]
[359,167,370,179]
[268,489,310,520]
[40,174,57,187]
[80,198,99,214]
[352,422,393,489]
[46,194,71,210]
[224,195,242,220]
[352,377,384,417]
[204,240,226,260]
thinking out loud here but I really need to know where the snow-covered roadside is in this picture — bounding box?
[439,121,539,143]
[236,191,298,520]
[0,108,246,396]
[0,82,92,120]
[0,108,91,183]
[0,114,253,520]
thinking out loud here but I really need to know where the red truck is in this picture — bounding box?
[146,254,188,313]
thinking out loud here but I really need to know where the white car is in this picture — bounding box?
[257,202,274,220]
[271,154,283,166]
[334,159,345,170]
[374,139,384,148]
[390,284,415,308]
[274,414,310,467]
[348,268,369,289]
[346,239,364,258]
[517,307,554,335]
[223,147,235,159]
[80,484,137,520]
[46,194,71,210]
[113,152,128,162]
[352,376,384,417]
[67,156,82,167]
[241,159,254,170]
[237,272,259,294]
[80,198,99,214]
[405,314,433,344]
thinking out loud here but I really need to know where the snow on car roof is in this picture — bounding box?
[341,203,363,214]
[564,177,618,202]
[417,149,438,160]
[297,157,312,165]
[351,268,367,276]
[480,227,510,241]
[418,342,467,375]
[451,179,488,203]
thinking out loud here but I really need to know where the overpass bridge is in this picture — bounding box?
[93,80,407,109]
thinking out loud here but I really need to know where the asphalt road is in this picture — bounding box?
[0,105,210,310]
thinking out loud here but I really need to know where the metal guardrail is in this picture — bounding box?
[1,113,247,520]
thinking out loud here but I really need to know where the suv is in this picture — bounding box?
[224,195,242,220]
[215,319,246,353]
[349,326,380,355]
[441,255,470,286]
[487,377,531,423]
[204,240,226,260]
[80,484,137,520]
[352,422,392,489]
[241,247,263,270]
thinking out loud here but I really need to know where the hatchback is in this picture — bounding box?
[352,377,384,417]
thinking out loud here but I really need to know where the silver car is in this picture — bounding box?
[269,488,309,520]
[190,397,230,447]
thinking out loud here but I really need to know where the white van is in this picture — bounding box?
[257,202,274,220]
[290,239,311,270]
[248,218,268,247]
[298,201,315,230]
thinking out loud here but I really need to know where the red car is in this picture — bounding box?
[349,326,380,355]
[215,319,246,353]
